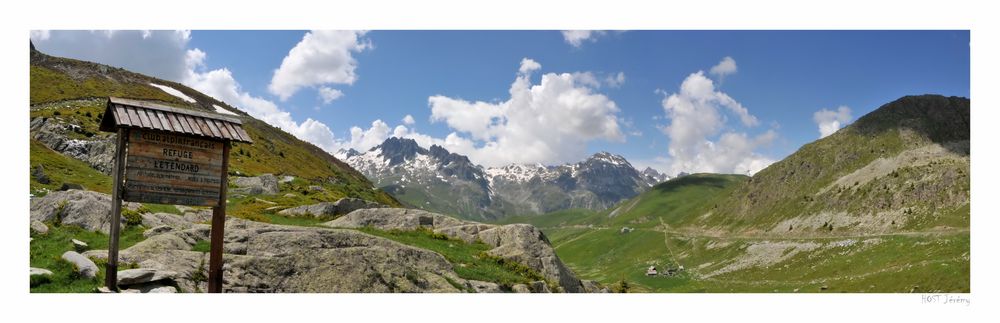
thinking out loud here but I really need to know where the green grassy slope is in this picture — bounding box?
[29,47,398,207]
[503,96,970,292]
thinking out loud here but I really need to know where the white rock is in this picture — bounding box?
[61,251,98,279]
[30,267,53,276]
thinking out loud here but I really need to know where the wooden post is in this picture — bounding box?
[207,142,230,293]
[105,128,129,291]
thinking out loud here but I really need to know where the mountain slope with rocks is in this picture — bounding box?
[338,137,670,220]
[504,95,970,293]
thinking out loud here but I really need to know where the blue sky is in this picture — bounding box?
[30,30,969,175]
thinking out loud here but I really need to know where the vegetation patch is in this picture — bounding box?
[30,224,146,293]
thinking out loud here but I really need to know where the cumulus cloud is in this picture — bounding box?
[709,56,737,79]
[268,30,371,101]
[30,30,193,81]
[402,115,416,125]
[318,87,344,104]
[659,65,775,175]
[561,30,606,48]
[29,30,353,156]
[423,58,624,167]
[813,106,852,138]
[605,72,626,88]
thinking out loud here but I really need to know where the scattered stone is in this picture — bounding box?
[279,176,295,183]
[30,267,53,276]
[793,288,800,292]
[529,281,551,293]
[72,239,89,252]
[511,284,532,293]
[309,185,325,192]
[32,165,50,184]
[466,280,502,293]
[820,285,829,291]
[30,220,49,235]
[620,227,634,234]
[61,251,98,279]
[116,268,179,286]
[232,174,279,195]
[97,286,114,293]
[143,225,174,238]
[283,193,296,198]
[279,198,384,218]
[59,183,84,191]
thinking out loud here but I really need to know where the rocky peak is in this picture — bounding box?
[583,151,632,169]
[374,137,429,166]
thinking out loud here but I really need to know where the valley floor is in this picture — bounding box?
[541,223,969,293]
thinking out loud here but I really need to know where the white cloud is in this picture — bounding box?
[519,58,541,74]
[709,56,738,79]
[561,30,606,48]
[30,30,349,156]
[402,115,416,125]
[605,72,626,88]
[659,69,775,176]
[813,106,852,138]
[29,30,194,81]
[318,87,344,104]
[268,30,371,101]
[425,58,624,167]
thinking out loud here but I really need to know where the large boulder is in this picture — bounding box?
[30,190,139,234]
[116,268,179,286]
[61,251,98,279]
[232,174,279,195]
[30,116,117,174]
[88,218,467,293]
[278,198,384,218]
[325,208,585,292]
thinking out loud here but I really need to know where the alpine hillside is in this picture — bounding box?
[501,95,970,293]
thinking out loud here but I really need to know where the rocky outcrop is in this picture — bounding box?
[277,198,384,218]
[232,174,280,195]
[29,190,139,234]
[325,208,586,292]
[85,218,467,293]
[61,251,98,279]
[30,116,116,174]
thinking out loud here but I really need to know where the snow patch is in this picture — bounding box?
[213,104,238,116]
[149,83,196,103]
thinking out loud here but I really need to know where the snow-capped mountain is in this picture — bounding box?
[337,137,670,220]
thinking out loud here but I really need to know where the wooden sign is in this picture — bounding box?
[122,129,225,206]
[100,97,249,293]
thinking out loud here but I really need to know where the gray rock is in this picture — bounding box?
[106,218,464,293]
[59,183,84,191]
[30,220,49,235]
[232,174,279,195]
[72,239,89,252]
[309,185,324,192]
[32,165,50,184]
[30,267,53,276]
[30,190,140,234]
[61,251,98,279]
[511,284,532,293]
[466,280,502,293]
[141,212,194,230]
[279,176,295,183]
[116,268,179,286]
[529,281,551,293]
[30,116,117,174]
[143,225,174,238]
[327,208,585,292]
[279,198,383,218]
[581,280,609,293]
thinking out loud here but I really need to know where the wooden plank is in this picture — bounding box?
[195,118,214,137]
[208,142,231,293]
[115,105,131,125]
[125,168,224,189]
[235,126,252,142]
[221,123,238,141]
[127,144,225,166]
[126,106,142,128]
[136,108,153,128]
[129,129,223,151]
[177,114,194,134]
[204,118,223,138]
[123,191,218,207]
[124,181,221,198]
[125,155,224,175]
[105,128,128,291]
[214,120,234,140]
[184,115,203,136]
[154,110,173,132]
[166,113,185,134]
[146,109,164,130]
